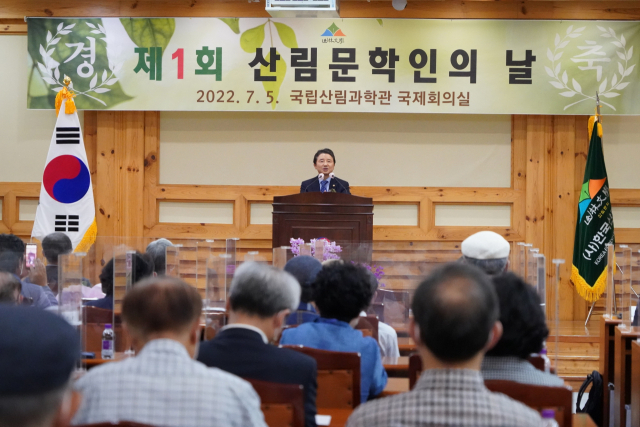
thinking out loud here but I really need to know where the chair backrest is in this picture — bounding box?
[245,378,305,427]
[484,380,573,427]
[84,306,115,323]
[283,345,361,409]
[83,307,128,354]
[76,422,156,427]
[408,353,422,390]
[355,315,379,342]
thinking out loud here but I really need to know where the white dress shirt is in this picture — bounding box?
[359,311,400,358]
[72,339,267,427]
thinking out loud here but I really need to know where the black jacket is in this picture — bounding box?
[197,327,318,427]
[300,176,350,194]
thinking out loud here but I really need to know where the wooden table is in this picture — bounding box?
[82,352,129,368]
[380,377,409,396]
[318,408,596,427]
[397,337,416,355]
[599,315,622,427]
[613,326,640,427]
[631,340,640,427]
[382,356,409,375]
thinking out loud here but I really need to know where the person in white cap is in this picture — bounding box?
[460,231,510,276]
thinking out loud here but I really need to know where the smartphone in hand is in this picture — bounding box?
[25,244,37,268]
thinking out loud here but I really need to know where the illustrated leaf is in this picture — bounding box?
[627,46,634,60]
[621,34,626,47]
[49,37,60,45]
[547,48,554,61]
[609,27,617,37]
[274,22,298,49]
[37,62,48,76]
[619,62,625,75]
[568,33,581,38]
[54,67,60,80]
[601,92,620,98]
[46,30,52,43]
[240,24,266,53]
[47,48,54,56]
[376,19,383,27]
[102,69,108,83]
[57,22,64,32]
[554,52,563,61]
[601,33,612,38]
[558,40,570,49]
[562,70,568,85]
[43,76,56,84]
[625,64,635,76]
[575,26,586,33]
[261,50,286,110]
[560,91,576,97]
[58,30,71,35]
[91,30,102,34]
[566,25,574,35]
[105,78,119,86]
[86,22,96,29]
[554,33,560,47]
[612,73,618,87]
[554,62,561,75]
[93,88,110,93]
[544,66,555,78]
[612,41,623,48]
[599,78,607,93]
[617,51,626,60]
[549,81,565,89]
[98,24,106,34]
[39,44,46,57]
[120,18,176,57]
[616,82,629,90]
[64,24,76,30]
[219,18,241,34]
[89,73,98,89]
[572,78,582,93]
[52,86,64,92]
[597,25,607,32]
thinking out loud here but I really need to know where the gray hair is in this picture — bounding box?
[229,262,300,317]
[0,379,71,427]
[41,233,72,265]
[461,256,509,276]
[145,238,174,275]
[0,272,21,304]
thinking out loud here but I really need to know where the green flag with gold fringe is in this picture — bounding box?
[570,116,615,303]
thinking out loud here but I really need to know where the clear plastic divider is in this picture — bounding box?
[619,245,633,327]
[534,253,547,315]
[204,254,229,340]
[604,243,616,319]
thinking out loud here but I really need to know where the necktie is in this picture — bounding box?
[321,180,328,192]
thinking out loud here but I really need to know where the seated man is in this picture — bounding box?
[0,305,82,427]
[361,270,400,358]
[198,262,318,427]
[347,263,542,427]
[281,263,387,403]
[283,255,322,325]
[0,272,21,304]
[482,272,564,386]
[41,232,73,295]
[460,230,510,276]
[85,252,153,310]
[73,276,266,427]
[146,238,174,275]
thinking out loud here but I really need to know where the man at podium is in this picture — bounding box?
[300,148,350,194]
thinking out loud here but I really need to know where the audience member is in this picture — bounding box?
[146,238,174,275]
[41,233,73,295]
[360,270,400,358]
[284,255,322,325]
[0,234,54,308]
[281,263,387,403]
[198,262,318,427]
[482,272,564,386]
[460,230,510,276]
[73,276,267,427]
[0,272,22,304]
[85,252,153,310]
[0,305,82,427]
[346,263,542,427]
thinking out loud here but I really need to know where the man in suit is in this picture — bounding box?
[198,262,318,427]
[300,148,350,194]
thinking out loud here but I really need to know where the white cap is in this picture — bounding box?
[461,231,510,260]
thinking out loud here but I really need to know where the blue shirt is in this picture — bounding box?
[280,317,387,403]
[14,275,54,309]
[286,303,319,326]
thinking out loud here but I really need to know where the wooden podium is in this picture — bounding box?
[272,192,373,257]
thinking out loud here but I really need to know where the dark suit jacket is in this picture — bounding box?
[197,327,318,427]
[300,176,350,194]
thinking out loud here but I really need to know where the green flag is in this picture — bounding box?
[571,117,615,303]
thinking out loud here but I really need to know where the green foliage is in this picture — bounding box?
[27,18,132,109]
[240,24,266,53]
[219,18,241,34]
[261,50,287,110]
[273,22,298,49]
[120,18,175,56]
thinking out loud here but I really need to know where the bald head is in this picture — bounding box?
[412,263,498,363]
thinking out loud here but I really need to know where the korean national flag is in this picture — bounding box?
[32,99,97,252]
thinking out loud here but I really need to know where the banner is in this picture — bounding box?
[570,117,614,303]
[27,18,640,114]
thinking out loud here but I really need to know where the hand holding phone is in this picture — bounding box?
[25,244,37,268]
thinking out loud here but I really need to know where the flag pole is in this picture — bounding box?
[585,92,601,326]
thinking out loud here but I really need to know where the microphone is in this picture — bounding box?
[302,174,324,193]
[330,173,348,193]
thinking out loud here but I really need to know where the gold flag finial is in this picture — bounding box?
[55,75,77,116]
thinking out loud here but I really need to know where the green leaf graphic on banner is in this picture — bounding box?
[273,22,298,49]
[219,18,241,34]
[261,51,286,110]
[241,24,266,53]
[120,18,175,55]
[27,18,132,109]
[376,19,383,27]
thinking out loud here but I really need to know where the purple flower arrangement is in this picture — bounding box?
[289,238,342,261]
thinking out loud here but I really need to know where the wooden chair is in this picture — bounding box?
[355,315,379,342]
[283,345,361,409]
[245,378,305,427]
[484,380,573,427]
[408,353,422,390]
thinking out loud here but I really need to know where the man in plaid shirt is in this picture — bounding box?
[72,276,267,427]
[347,263,542,427]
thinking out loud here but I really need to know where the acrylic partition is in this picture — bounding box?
[511,242,531,278]
[551,259,564,374]
[619,245,634,328]
[604,243,617,319]
[526,247,540,288]
[534,253,547,315]
[58,252,85,367]
[204,254,230,340]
